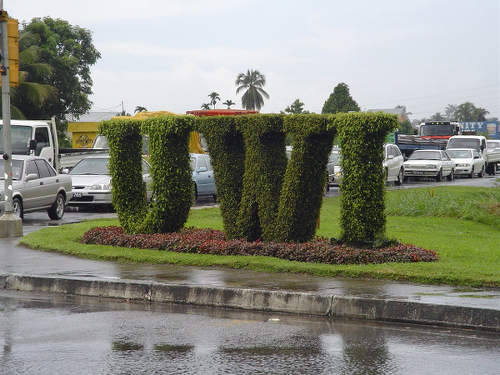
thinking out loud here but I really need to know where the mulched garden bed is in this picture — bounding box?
[82,226,439,265]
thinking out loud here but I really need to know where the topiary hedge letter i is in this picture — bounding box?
[335,112,398,246]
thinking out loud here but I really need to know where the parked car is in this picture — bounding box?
[0,155,72,219]
[383,144,405,185]
[327,148,343,186]
[403,150,455,181]
[446,148,485,178]
[191,153,216,201]
[68,155,152,207]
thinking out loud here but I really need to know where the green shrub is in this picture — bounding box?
[99,118,147,233]
[236,114,287,241]
[99,115,193,234]
[139,115,194,233]
[196,116,245,239]
[274,114,336,242]
[335,112,398,245]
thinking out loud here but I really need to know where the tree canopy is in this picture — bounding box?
[321,83,360,114]
[235,69,269,111]
[13,17,101,120]
[284,99,309,114]
[208,92,220,109]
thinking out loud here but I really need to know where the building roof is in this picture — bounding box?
[67,112,119,123]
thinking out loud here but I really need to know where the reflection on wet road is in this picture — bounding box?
[1,290,499,375]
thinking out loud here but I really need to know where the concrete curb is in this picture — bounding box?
[1,273,498,332]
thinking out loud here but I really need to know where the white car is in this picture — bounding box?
[0,155,72,219]
[403,150,455,182]
[68,155,152,207]
[383,144,405,185]
[446,148,485,178]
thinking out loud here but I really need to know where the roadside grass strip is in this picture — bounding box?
[20,186,500,287]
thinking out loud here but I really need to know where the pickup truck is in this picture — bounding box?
[446,135,500,175]
[0,118,108,172]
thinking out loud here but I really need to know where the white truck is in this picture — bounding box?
[446,135,500,175]
[0,118,108,172]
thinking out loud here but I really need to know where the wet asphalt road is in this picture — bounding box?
[1,289,499,375]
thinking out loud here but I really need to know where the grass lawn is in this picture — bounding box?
[20,186,500,287]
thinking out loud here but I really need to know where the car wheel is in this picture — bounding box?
[447,169,455,181]
[435,169,444,182]
[478,166,485,178]
[469,169,474,178]
[213,194,217,203]
[13,197,23,219]
[48,193,65,220]
[395,168,404,186]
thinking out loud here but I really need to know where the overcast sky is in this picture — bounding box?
[10,0,500,119]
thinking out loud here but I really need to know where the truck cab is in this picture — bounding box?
[419,121,460,140]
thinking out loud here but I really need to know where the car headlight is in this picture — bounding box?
[89,183,111,190]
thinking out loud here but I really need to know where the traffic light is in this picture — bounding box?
[0,10,19,87]
[7,18,18,87]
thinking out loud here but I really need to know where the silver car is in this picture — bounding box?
[191,153,216,201]
[68,155,152,207]
[0,155,72,219]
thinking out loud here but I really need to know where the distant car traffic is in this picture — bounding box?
[191,153,216,201]
[327,148,343,186]
[446,149,485,178]
[0,155,72,219]
[403,150,455,182]
[383,144,405,185]
[68,155,152,207]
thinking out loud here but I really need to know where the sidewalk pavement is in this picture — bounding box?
[1,227,499,332]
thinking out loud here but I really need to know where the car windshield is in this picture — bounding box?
[92,135,108,149]
[420,124,455,136]
[446,150,472,159]
[0,159,23,180]
[447,138,480,151]
[0,125,32,155]
[70,158,110,175]
[329,152,341,165]
[409,151,441,160]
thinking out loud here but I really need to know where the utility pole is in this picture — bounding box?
[0,0,22,237]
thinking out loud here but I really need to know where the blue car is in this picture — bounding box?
[191,153,217,201]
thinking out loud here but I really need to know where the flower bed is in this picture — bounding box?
[82,226,439,265]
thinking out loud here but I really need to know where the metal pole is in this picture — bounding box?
[0,1,22,237]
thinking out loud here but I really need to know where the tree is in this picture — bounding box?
[208,92,220,109]
[14,17,101,120]
[223,99,235,109]
[235,69,269,111]
[284,99,309,114]
[444,104,457,120]
[454,102,489,122]
[134,106,147,113]
[398,119,414,135]
[201,103,211,110]
[321,83,360,114]
[430,112,445,121]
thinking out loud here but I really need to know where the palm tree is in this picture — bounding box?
[201,103,211,110]
[208,92,220,109]
[235,69,269,111]
[223,99,235,109]
[134,106,147,113]
[11,40,57,119]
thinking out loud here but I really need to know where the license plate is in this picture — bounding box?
[73,192,82,198]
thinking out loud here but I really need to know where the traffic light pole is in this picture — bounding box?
[0,1,22,237]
